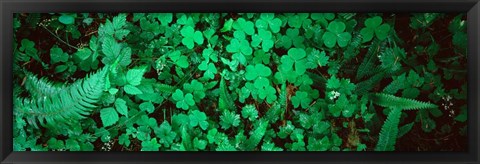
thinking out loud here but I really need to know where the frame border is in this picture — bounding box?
[1,0,479,164]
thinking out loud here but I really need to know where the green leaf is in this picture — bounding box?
[322,21,351,48]
[139,101,155,114]
[172,89,195,110]
[291,91,312,109]
[375,107,402,151]
[181,26,203,49]
[220,110,241,130]
[193,137,207,150]
[50,46,69,64]
[65,139,80,151]
[220,18,234,32]
[126,65,147,86]
[118,134,131,147]
[154,121,176,147]
[114,98,128,117]
[371,93,437,110]
[124,84,143,95]
[361,16,391,42]
[74,48,92,61]
[112,14,127,30]
[241,105,259,121]
[233,18,255,35]
[141,138,161,151]
[100,107,119,127]
[189,110,209,130]
[59,14,75,25]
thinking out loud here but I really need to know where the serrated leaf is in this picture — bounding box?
[126,65,147,86]
[124,84,143,95]
[100,107,119,127]
[114,98,128,117]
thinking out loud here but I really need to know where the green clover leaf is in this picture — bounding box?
[226,33,252,65]
[239,82,258,103]
[180,26,204,49]
[276,28,305,49]
[360,16,391,43]
[183,79,206,101]
[280,48,308,75]
[172,89,195,110]
[255,13,282,33]
[168,50,189,69]
[189,110,209,130]
[50,46,69,64]
[245,64,272,81]
[202,48,218,63]
[287,13,311,28]
[253,50,270,64]
[198,62,217,80]
[291,91,312,109]
[257,85,277,103]
[311,13,335,28]
[232,18,255,36]
[251,29,274,52]
[322,21,352,48]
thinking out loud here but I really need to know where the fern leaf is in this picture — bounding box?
[244,119,268,150]
[355,71,385,96]
[219,77,235,111]
[383,73,407,94]
[356,40,384,80]
[278,83,287,112]
[370,93,437,110]
[375,107,402,151]
[23,72,66,98]
[15,68,108,128]
[154,83,175,93]
[344,32,362,61]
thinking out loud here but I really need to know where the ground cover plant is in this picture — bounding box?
[13,13,467,151]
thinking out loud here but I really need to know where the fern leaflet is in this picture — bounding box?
[375,107,402,151]
[370,93,437,110]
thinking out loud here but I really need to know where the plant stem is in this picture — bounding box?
[39,23,79,50]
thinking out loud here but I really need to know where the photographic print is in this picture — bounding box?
[12,13,467,151]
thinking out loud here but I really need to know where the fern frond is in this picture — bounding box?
[244,119,268,150]
[15,68,108,128]
[370,93,438,110]
[154,83,175,93]
[23,72,66,98]
[375,107,402,151]
[356,40,385,80]
[219,77,235,111]
[382,74,407,94]
[278,83,287,113]
[344,32,362,61]
[355,71,385,96]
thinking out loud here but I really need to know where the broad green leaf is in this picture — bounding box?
[100,107,119,127]
[124,84,143,95]
[114,98,128,117]
[126,65,147,86]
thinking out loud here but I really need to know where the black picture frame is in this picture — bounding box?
[1,0,479,164]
